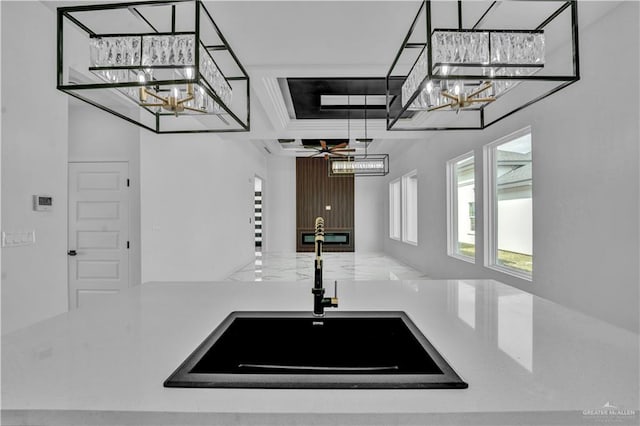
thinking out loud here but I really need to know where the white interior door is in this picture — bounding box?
[68,162,129,309]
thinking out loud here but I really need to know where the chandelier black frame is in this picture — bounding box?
[386,0,579,131]
[57,0,249,133]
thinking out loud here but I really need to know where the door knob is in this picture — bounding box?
[67,250,77,256]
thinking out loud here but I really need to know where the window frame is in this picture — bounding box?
[389,178,401,241]
[446,151,475,263]
[483,126,533,281]
[401,170,418,246]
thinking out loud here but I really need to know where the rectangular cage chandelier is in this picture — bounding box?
[386,0,579,131]
[57,0,249,133]
[328,154,390,177]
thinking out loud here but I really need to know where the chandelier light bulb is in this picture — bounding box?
[426,81,433,93]
[138,73,147,102]
[454,84,461,95]
[185,67,194,79]
[441,65,449,76]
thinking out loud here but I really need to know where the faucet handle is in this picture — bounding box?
[331,280,339,306]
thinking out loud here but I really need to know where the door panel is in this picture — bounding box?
[68,162,129,309]
[76,289,120,310]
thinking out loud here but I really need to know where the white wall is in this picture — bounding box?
[140,133,267,282]
[264,156,296,253]
[383,2,639,332]
[68,104,142,287]
[1,2,69,334]
[355,177,384,252]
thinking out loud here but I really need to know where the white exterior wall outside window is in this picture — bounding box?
[389,179,401,240]
[484,127,533,280]
[402,170,418,245]
[447,152,475,262]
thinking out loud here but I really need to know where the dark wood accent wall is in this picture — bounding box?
[296,157,354,252]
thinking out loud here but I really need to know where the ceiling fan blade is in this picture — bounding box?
[333,142,348,149]
[320,140,328,150]
[333,148,357,152]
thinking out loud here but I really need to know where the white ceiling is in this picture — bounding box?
[204,1,419,67]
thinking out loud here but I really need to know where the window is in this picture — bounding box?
[484,127,533,280]
[447,152,475,262]
[402,170,418,245]
[389,179,401,240]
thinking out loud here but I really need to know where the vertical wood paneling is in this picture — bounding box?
[296,158,354,252]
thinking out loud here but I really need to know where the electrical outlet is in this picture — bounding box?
[1,230,36,247]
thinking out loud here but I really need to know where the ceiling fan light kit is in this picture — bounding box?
[386,0,579,131]
[57,0,249,133]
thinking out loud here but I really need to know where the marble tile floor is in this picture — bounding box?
[226,252,430,282]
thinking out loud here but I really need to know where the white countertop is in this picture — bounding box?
[2,279,638,425]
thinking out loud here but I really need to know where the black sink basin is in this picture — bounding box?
[164,311,468,389]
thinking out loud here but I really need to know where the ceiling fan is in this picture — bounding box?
[305,140,356,160]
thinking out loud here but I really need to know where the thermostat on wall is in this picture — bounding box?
[33,195,53,211]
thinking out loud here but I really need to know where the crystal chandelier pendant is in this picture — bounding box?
[387,0,578,131]
[88,33,233,117]
[402,30,545,110]
[58,0,249,133]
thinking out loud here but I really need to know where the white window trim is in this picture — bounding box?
[446,151,475,264]
[483,126,533,281]
[402,170,418,246]
[389,178,401,241]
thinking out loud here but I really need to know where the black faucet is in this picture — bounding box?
[312,217,338,317]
